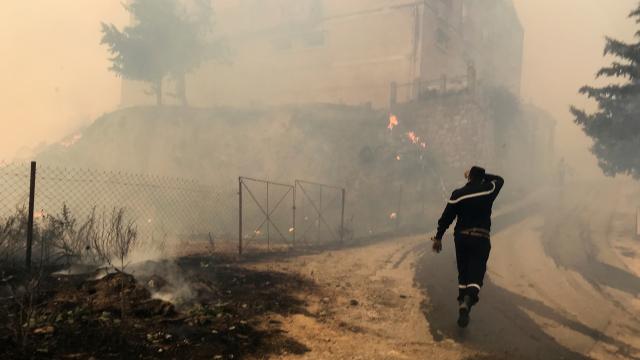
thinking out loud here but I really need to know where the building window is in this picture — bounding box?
[271,0,326,50]
[309,0,324,23]
[304,30,325,47]
[273,37,293,51]
[436,28,449,50]
[305,0,325,47]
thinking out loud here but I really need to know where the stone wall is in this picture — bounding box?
[393,88,555,189]
[394,91,494,180]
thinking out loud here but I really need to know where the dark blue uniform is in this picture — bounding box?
[435,173,504,304]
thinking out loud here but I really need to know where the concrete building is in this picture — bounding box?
[121,0,524,108]
[462,0,523,95]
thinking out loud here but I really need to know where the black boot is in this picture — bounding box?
[457,295,471,328]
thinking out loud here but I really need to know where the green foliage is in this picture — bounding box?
[571,4,640,178]
[101,0,222,105]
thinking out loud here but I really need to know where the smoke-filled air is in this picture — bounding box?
[1,1,639,359]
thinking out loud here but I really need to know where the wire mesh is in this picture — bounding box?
[0,162,31,268]
[0,159,434,266]
[0,162,238,268]
[347,169,439,240]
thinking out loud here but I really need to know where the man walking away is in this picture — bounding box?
[431,166,504,328]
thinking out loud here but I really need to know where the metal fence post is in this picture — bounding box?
[636,207,640,240]
[292,186,296,245]
[317,186,322,242]
[440,74,447,93]
[390,81,397,108]
[467,63,477,94]
[238,177,243,255]
[26,161,36,271]
[395,187,403,233]
[266,181,270,250]
[413,78,421,100]
[340,188,346,244]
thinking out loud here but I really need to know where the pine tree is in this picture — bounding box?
[101,0,223,106]
[571,4,640,179]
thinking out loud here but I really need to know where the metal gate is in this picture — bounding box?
[294,180,345,246]
[238,177,294,254]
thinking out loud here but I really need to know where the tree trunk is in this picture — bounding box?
[155,78,163,106]
[176,73,188,107]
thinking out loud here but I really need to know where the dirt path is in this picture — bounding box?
[191,179,640,360]
[248,237,483,359]
[415,180,640,360]
[537,181,640,359]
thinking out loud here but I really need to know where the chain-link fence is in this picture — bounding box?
[0,162,237,270]
[0,162,31,268]
[0,159,443,267]
[348,177,440,240]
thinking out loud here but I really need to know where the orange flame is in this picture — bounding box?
[388,114,398,130]
[406,130,428,149]
[407,131,419,144]
[34,209,47,219]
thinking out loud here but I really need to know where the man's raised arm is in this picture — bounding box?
[484,173,504,199]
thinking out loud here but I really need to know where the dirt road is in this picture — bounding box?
[416,180,640,359]
[252,237,481,359]
[255,179,639,359]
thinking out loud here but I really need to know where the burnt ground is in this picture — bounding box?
[0,258,318,360]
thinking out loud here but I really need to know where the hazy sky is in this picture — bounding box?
[512,0,638,175]
[0,2,127,160]
[1,1,639,173]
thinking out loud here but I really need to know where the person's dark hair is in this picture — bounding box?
[468,166,486,182]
